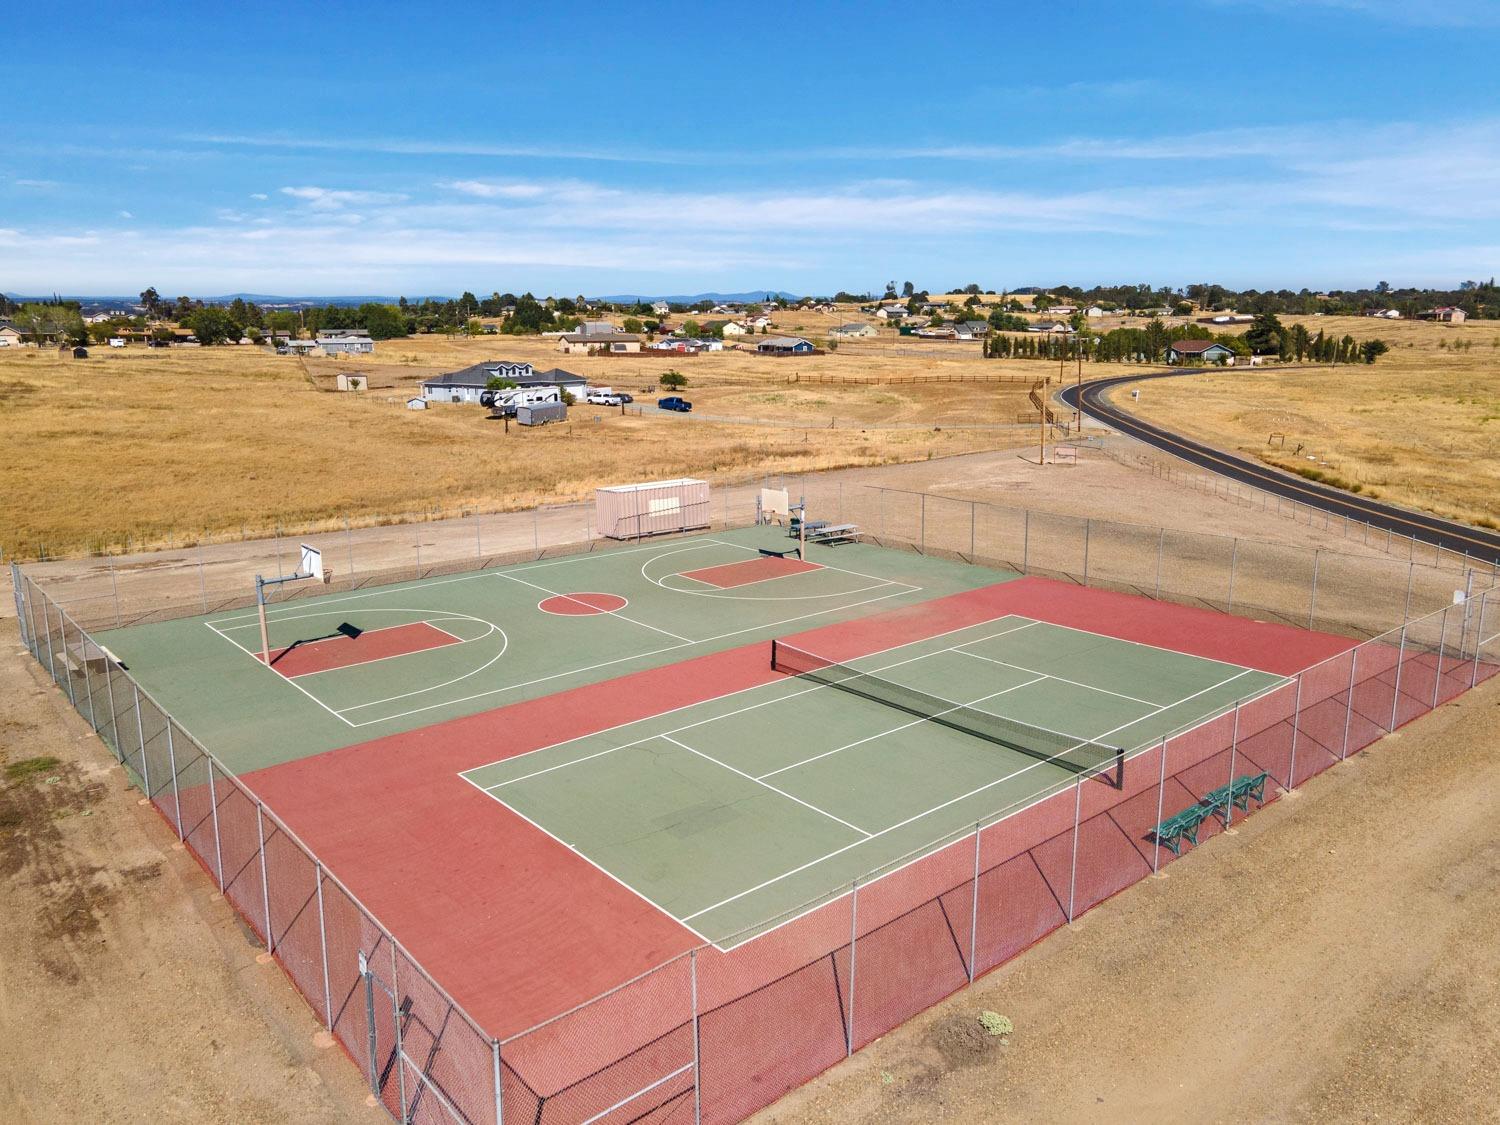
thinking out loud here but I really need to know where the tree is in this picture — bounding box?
[1244,311,1285,355]
[13,302,85,345]
[622,317,643,334]
[139,287,162,318]
[1360,339,1389,364]
[901,281,915,298]
[659,370,688,390]
[682,319,701,338]
[358,302,410,339]
[182,306,242,345]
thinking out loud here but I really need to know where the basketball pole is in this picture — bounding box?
[256,576,272,666]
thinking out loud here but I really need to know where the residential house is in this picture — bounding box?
[558,332,642,354]
[1197,314,1254,325]
[421,361,589,403]
[754,336,816,355]
[874,306,907,321]
[745,314,773,330]
[1166,340,1236,365]
[955,320,990,340]
[1084,305,1108,317]
[316,329,375,355]
[1026,320,1076,334]
[914,325,957,339]
[335,373,368,392]
[1418,306,1467,322]
[1364,309,1402,319]
[650,301,671,316]
[0,320,23,347]
[719,321,751,336]
[1046,305,1078,317]
[577,320,619,336]
[828,323,877,339]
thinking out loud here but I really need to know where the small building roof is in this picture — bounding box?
[561,332,640,343]
[1168,339,1227,354]
[757,336,813,349]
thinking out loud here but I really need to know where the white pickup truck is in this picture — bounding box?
[585,389,624,406]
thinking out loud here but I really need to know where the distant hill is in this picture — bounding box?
[591,290,801,305]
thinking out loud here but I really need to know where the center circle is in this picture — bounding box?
[538,592,629,616]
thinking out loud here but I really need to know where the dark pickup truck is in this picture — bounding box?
[657,396,693,412]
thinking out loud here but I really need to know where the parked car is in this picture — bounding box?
[657,396,692,412]
[617,392,634,404]
[585,391,624,406]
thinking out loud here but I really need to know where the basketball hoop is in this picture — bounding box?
[254,543,327,666]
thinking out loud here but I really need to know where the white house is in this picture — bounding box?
[405,397,428,410]
[650,301,671,316]
[0,321,24,347]
[1027,320,1075,334]
[316,329,375,355]
[1084,305,1107,317]
[1166,340,1237,365]
[558,332,642,354]
[874,306,906,321]
[720,321,750,336]
[829,323,877,338]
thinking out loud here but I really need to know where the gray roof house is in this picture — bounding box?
[754,336,816,355]
[421,361,589,404]
[829,322,878,338]
[1166,340,1236,365]
[315,329,375,355]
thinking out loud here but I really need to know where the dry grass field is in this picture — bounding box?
[1120,314,1500,529]
[0,325,1103,560]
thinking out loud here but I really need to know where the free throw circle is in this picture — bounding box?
[538,592,629,616]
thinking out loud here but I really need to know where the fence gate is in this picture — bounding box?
[359,951,475,1124]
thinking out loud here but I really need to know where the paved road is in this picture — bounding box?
[1060,368,1500,568]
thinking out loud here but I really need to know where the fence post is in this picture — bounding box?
[133,685,150,797]
[79,621,99,731]
[1152,737,1168,874]
[475,518,483,560]
[110,562,121,627]
[492,1038,505,1125]
[1067,776,1083,921]
[198,543,208,612]
[1224,704,1241,827]
[208,762,226,889]
[392,944,408,1118]
[256,804,273,952]
[1227,538,1239,613]
[1083,518,1091,584]
[533,507,541,558]
[968,822,981,982]
[969,502,976,560]
[415,533,422,578]
[1022,510,1030,574]
[1287,675,1304,789]
[1403,562,1415,623]
[1307,550,1320,630]
[316,863,333,1032]
[359,952,379,1096]
[1389,624,1407,732]
[919,494,926,554]
[102,656,120,757]
[691,948,702,1125]
[42,596,57,686]
[1154,527,1164,600]
[345,517,355,577]
[1340,647,1359,759]
[56,603,76,703]
[1432,606,1449,708]
[165,722,184,839]
[1473,591,1489,689]
[845,880,858,1056]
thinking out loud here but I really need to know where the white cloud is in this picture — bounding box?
[279,185,409,210]
[1208,0,1500,27]
[439,180,550,199]
[118,210,133,219]
[190,132,697,165]
[250,192,268,201]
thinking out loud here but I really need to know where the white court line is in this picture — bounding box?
[680,664,1258,925]
[204,620,357,728]
[660,735,873,837]
[475,618,1035,789]
[348,582,924,727]
[454,771,717,947]
[953,647,1160,707]
[500,571,692,643]
[206,536,745,626]
[756,671,1049,781]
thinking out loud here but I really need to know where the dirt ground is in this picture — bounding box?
[0,617,380,1124]
[3,448,1497,1123]
[756,671,1500,1125]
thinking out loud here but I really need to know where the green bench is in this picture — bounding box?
[1154,772,1271,855]
[1152,804,1214,857]
[1201,772,1271,826]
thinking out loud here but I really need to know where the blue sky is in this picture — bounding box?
[4,0,1500,297]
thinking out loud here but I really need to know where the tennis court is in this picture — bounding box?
[462,615,1284,943]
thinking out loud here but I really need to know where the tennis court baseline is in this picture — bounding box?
[462,614,1285,944]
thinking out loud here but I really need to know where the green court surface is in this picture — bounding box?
[461,615,1285,944]
[92,527,1004,771]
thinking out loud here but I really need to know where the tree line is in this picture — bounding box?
[984,313,1388,365]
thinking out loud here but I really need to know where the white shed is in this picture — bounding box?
[405,397,428,410]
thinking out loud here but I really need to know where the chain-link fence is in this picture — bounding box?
[12,469,1500,1125]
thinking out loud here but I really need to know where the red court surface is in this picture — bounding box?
[244,576,1359,1043]
[537,591,630,615]
[680,554,823,589]
[255,621,460,677]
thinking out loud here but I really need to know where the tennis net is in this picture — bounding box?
[771,640,1123,776]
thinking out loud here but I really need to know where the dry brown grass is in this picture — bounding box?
[1122,314,1500,528]
[1,332,1105,559]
